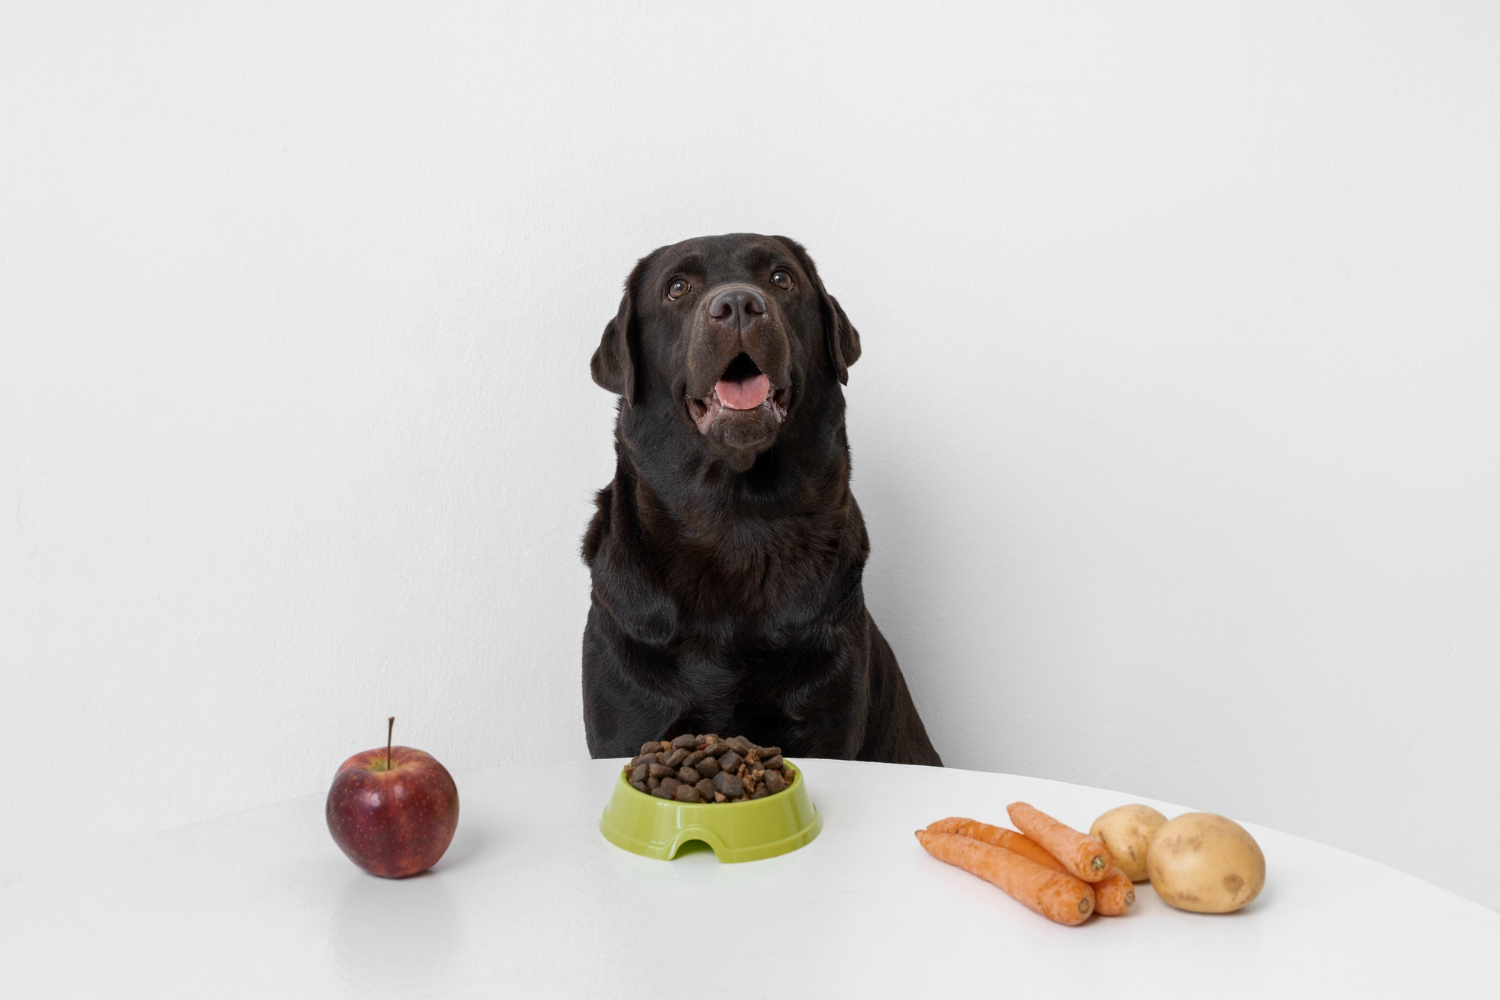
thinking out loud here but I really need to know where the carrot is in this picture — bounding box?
[1007,802,1112,883]
[1091,867,1136,916]
[915,830,1096,926]
[925,817,1064,871]
[927,817,1135,916]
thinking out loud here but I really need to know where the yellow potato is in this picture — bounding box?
[1089,804,1167,882]
[1147,812,1266,913]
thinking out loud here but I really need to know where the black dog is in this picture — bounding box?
[581,234,941,766]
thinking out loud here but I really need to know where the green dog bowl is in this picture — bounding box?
[599,760,821,863]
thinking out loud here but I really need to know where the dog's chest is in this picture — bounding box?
[659,516,850,618]
[666,639,842,725]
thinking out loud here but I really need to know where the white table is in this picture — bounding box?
[2,759,1495,998]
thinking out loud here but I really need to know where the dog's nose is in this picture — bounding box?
[708,287,767,333]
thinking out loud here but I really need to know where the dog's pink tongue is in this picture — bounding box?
[715,373,771,410]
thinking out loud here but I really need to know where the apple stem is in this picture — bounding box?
[387,716,394,770]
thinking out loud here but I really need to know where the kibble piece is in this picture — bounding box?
[713,772,744,798]
[682,750,707,768]
[695,778,716,800]
[750,787,769,799]
[663,748,690,768]
[630,779,648,793]
[674,783,701,802]
[641,741,662,757]
[696,756,720,779]
[671,734,699,750]
[678,766,701,784]
[631,764,649,784]
[702,734,720,745]
[651,785,673,799]
[718,750,743,773]
[758,747,782,759]
[763,755,783,769]
[648,762,674,779]
[763,769,786,793]
[714,792,727,803]
[659,777,682,796]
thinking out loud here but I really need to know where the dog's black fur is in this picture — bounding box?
[581,234,941,765]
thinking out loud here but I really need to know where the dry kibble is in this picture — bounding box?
[623,734,795,803]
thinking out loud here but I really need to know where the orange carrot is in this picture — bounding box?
[1091,867,1136,916]
[925,817,1064,871]
[915,830,1096,926]
[1007,802,1112,883]
[927,817,1135,916]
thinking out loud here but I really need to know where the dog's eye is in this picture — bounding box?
[667,279,690,300]
[770,270,792,290]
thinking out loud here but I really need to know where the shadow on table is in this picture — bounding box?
[432,821,500,873]
[329,870,461,995]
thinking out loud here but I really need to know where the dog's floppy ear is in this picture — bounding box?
[775,236,861,385]
[591,259,648,405]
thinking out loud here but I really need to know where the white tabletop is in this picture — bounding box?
[2,759,1495,998]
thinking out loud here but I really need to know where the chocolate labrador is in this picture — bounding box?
[581,234,942,765]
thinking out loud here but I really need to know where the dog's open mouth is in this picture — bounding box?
[686,353,791,435]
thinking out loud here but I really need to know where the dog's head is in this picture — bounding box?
[591,234,861,473]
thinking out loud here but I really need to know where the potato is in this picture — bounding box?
[1089,804,1168,882]
[1147,812,1265,913]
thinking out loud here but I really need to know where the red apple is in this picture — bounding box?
[326,718,460,878]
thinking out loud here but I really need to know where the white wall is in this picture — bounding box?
[3,2,1497,909]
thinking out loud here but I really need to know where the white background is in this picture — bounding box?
[3,2,1496,909]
